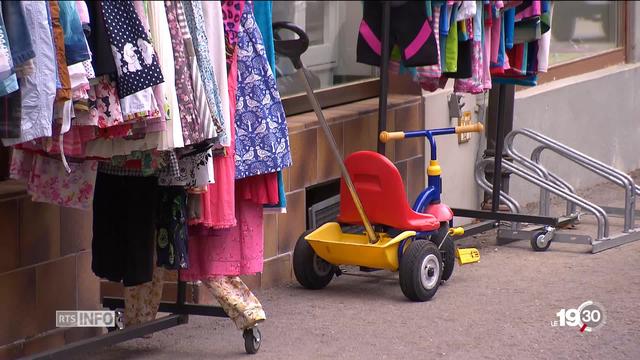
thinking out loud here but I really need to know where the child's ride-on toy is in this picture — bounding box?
[273,22,482,302]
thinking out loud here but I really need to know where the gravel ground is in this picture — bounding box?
[82,174,640,360]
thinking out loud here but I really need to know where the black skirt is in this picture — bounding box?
[91,172,158,287]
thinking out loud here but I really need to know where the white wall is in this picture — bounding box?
[423,90,484,225]
[510,63,640,205]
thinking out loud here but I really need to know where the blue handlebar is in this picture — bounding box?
[402,127,456,160]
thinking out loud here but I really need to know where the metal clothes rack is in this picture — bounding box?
[450,83,564,239]
[373,2,561,239]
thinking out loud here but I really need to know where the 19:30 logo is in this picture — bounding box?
[552,300,606,333]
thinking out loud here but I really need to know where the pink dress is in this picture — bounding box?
[181,48,265,279]
[191,51,239,229]
[180,187,265,280]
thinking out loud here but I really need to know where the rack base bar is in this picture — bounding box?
[456,220,499,239]
[592,230,640,253]
[103,297,229,318]
[24,314,186,360]
[452,208,559,226]
[497,229,592,245]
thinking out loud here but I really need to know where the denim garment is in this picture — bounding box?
[1,1,35,66]
[0,7,18,97]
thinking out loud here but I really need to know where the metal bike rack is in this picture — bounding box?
[477,128,640,253]
[507,128,637,232]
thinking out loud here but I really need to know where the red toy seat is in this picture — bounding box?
[337,151,440,232]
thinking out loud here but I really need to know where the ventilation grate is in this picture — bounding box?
[307,194,340,229]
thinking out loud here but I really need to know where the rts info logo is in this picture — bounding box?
[551,300,606,333]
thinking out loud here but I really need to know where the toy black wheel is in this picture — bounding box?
[243,327,261,354]
[399,240,442,302]
[430,222,455,282]
[531,231,552,252]
[293,231,335,289]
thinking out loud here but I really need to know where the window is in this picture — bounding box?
[272,1,379,112]
[549,1,623,65]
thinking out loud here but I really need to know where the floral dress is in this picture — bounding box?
[233,1,291,179]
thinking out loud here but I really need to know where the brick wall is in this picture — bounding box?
[0,192,102,359]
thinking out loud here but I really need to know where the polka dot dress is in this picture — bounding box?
[99,0,164,98]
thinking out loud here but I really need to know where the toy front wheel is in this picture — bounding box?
[293,231,336,289]
[399,240,442,302]
[430,222,455,282]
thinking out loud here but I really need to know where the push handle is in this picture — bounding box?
[455,122,484,134]
[273,22,309,69]
[379,131,404,143]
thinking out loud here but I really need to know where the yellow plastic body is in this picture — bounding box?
[456,247,480,265]
[305,222,416,271]
[427,160,442,176]
[448,227,464,236]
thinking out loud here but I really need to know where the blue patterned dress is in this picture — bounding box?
[233,1,291,179]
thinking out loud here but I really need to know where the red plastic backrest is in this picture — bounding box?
[337,151,414,228]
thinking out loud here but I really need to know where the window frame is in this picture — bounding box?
[283,2,630,114]
[536,1,627,85]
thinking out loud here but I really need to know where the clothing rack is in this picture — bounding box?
[25,281,230,360]
[373,1,561,239]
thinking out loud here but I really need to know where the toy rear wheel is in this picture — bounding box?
[399,240,442,302]
[293,231,336,289]
[431,222,455,282]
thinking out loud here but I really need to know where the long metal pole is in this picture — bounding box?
[297,69,378,243]
[377,1,391,155]
[491,85,507,212]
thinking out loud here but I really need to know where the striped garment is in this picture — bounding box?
[177,2,217,142]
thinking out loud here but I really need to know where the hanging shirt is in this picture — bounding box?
[202,1,231,147]
[181,1,225,140]
[1,1,57,147]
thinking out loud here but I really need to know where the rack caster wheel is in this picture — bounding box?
[243,327,261,354]
[107,309,124,333]
[531,231,552,252]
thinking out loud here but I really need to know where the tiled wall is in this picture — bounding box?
[0,193,102,358]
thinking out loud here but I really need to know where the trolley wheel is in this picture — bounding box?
[531,231,552,252]
[107,309,124,333]
[293,231,336,289]
[430,222,455,282]
[243,327,261,354]
[399,240,442,302]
